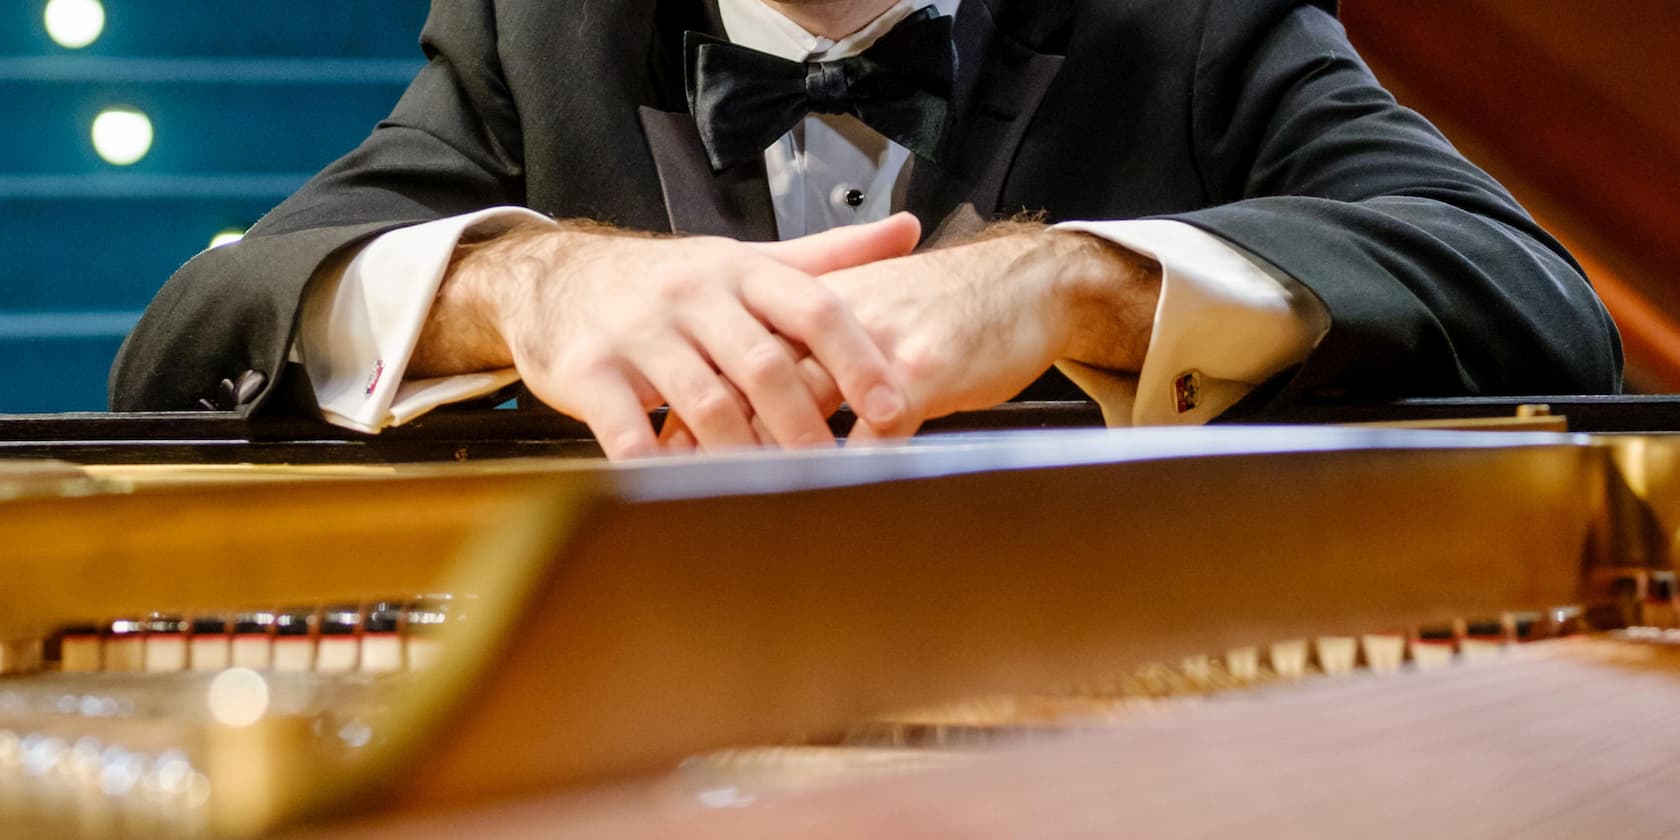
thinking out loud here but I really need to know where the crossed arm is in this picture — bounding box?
[409,214,1162,458]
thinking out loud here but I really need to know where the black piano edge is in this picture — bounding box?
[1,397,1675,465]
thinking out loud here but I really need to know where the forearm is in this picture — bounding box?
[409,221,656,378]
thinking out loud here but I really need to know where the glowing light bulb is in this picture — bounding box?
[209,229,247,249]
[91,107,153,166]
[44,0,105,49]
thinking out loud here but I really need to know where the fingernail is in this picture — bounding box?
[864,385,905,424]
[795,430,837,449]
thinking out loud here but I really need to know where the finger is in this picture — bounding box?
[682,302,835,449]
[763,336,843,417]
[796,355,843,416]
[767,336,843,416]
[842,420,886,448]
[628,340,760,452]
[659,363,873,449]
[657,413,698,453]
[723,376,781,445]
[746,213,921,275]
[741,268,909,429]
[677,382,783,447]
[581,378,661,460]
[776,334,811,359]
[843,412,923,448]
[663,392,785,452]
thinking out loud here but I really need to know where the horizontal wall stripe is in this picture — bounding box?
[0,174,310,200]
[0,56,422,85]
[0,311,143,339]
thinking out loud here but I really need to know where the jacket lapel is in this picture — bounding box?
[638,106,780,240]
[908,0,1067,246]
[637,0,778,241]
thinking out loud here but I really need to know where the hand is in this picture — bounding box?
[656,226,1163,449]
[819,229,1163,443]
[411,215,923,458]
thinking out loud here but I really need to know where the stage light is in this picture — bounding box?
[209,228,247,249]
[91,107,153,166]
[43,0,105,49]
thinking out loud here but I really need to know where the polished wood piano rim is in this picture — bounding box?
[6,407,1680,838]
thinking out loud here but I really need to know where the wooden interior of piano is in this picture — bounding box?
[6,422,1680,837]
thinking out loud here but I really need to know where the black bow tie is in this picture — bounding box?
[685,6,956,172]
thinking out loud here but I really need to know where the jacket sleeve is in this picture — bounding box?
[1163,1,1622,411]
[110,0,526,413]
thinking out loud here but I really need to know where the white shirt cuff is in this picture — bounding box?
[295,207,552,433]
[1052,219,1330,426]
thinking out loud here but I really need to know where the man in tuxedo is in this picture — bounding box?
[110,0,1622,458]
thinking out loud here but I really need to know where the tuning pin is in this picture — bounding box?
[361,602,404,674]
[56,623,102,673]
[1509,611,1546,643]
[1314,636,1358,676]
[1268,640,1309,680]
[272,606,317,673]
[1645,571,1679,628]
[1410,622,1462,670]
[316,604,361,674]
[1587,569,1647,630]
[230,611,275,670]
[404,595,454,672]
[188,615,232,672]
[0,640,43,675]
[1223,647,1260,682]
[1460,617,1511,662]
[1551,605,1586,636]
[142,615,188,673]
[103,619,146,673]
[1359,632,1407,674]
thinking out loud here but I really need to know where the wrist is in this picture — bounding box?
[413,225,562,376]
[1035,230,1163,369]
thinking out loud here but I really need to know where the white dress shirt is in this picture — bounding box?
[295,0,1329,434]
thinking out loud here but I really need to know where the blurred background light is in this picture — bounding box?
[208,228,247,249]
[2,2,431,413]
[91,107,153,166]
[206,669,270,728]
[43,0,106,50]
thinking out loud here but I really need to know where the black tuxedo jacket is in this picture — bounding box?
[109,0,1622,416]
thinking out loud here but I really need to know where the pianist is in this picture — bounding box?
[110,0,1622,458]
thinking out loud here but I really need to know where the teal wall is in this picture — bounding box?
[0,0,428,412]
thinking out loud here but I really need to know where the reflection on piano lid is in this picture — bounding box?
[4,424,1680,836]
[9,395,1680,465]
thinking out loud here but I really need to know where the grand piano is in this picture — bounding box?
[6,399,1680,838]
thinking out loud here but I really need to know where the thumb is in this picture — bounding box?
[843,412,922,448]
[748,213,922,275]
